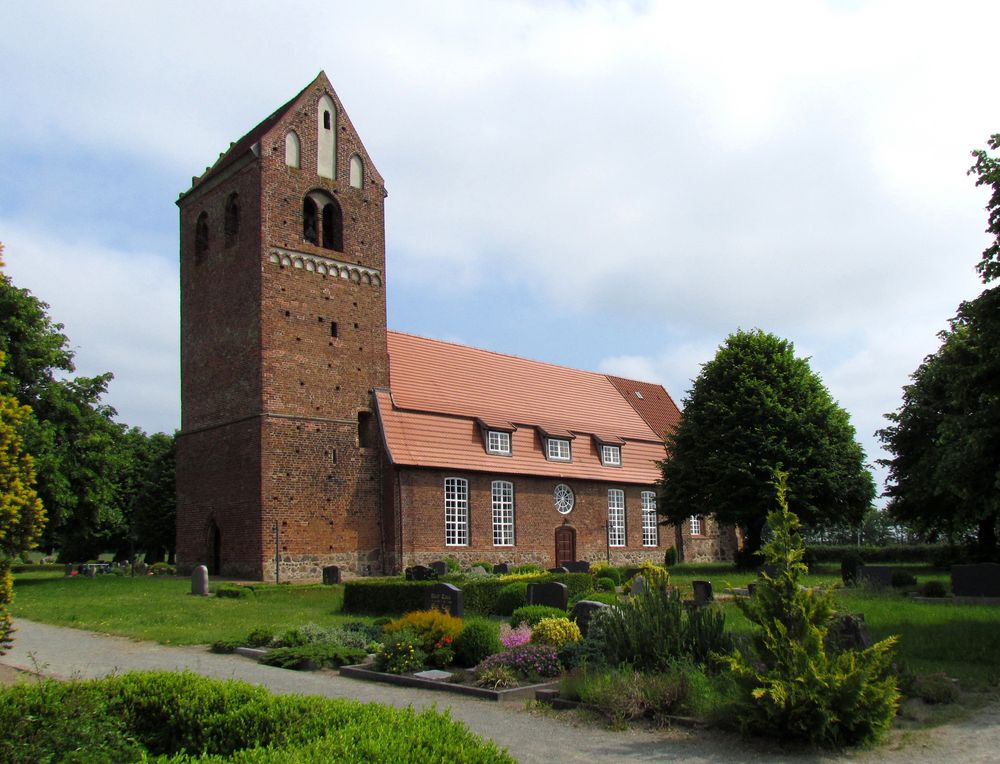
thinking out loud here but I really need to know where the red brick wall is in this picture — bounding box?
[393,467,677,571]
[678,515,740,563]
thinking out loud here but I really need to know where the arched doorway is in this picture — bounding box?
[555,526,576,568]
[208,522,222,575]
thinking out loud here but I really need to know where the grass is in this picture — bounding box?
[10,570,369,645]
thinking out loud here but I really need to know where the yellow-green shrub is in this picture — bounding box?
[530,617,581,649]
[383,609,463,651]
[624,561,669,590]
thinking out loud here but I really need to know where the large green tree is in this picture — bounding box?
[878,136,1000,558]
[659,329,875,557]
[0,249,132,559]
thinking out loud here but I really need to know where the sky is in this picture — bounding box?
[0,1,995,503]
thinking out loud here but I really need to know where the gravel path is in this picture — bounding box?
[2,618,997,763]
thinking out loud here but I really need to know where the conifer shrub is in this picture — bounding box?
[260,643,367,670]
[244,628,274,648]
[494,582,529,615]
[721,471,900,748]
[595,576,617,592]
[453,619,502,667]
[510,605,565,627]
[600,584,685,672]
[683,603,731,668]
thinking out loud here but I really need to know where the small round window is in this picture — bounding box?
[554,483,574,514]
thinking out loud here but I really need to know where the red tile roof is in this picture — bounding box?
[378,332,681,484]
[606,375,683,441]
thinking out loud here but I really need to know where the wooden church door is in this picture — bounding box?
[555,526,576,567]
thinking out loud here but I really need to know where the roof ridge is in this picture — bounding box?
[387,329,653,384]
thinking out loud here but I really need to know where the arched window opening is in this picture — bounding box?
[195,211,209,260]
[349,154,364,189]
[322,199,343,251]
[284,131,300,168]
[317,95,336,179]
[303,197,319,245]
[224,193,240,248]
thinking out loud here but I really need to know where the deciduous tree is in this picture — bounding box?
[659,329,874,557]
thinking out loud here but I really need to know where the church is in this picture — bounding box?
[174,72,737,580]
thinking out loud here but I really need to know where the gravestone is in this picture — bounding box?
[85,565,97,578]
[322,565,341,585]
[629,575,647,595]
[857,565,894,588]
[469,566,488,576]
[135,562,149,576]
[571,599,608,637]
[826,613,873,652]
[429,560,449,577]
[952,563,1000,597]
[746,582,757,597]
[527,581,568,610]
[548,566,569,574]
[425,582,463,617]
[692,580,714,604]
[564,561,590,573]
[409,565,434,581]
[493,563,510,574]
[191,565,209,596]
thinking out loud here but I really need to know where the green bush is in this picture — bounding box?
[0,672,514,762]
[891,570,918,588]
[454,619,502,667]
[469,560,493,572]
[569,591,618,608]
[273,627,310,647]
[510,605,565,627]
[590,563,621,585]
[530,617,582,649]
[664,547,679,567]
[683,604,731,668]
[459,577,508,614]
[244,628,274,648]
[721,472,899,748]
[510,563,543,574]
[444,556,461,573]
[376,628,427,674]
[210,640,239,654]
[600,585,686,672]
[807,543,950,565]
[570,667,689,725]
[342,578,434,614]
[595,576,616,592]
[494,582,529,616]
[546,572,594,599]
[216,583,254,599]
[920,580,948,598]
[260,643,367,671]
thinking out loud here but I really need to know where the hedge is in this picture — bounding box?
[342,578,435,614]
[805,544,951,565]
[0,672,513,763]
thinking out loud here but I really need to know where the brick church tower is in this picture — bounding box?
[175,72,389,579]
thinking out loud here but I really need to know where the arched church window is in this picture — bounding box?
[284,131,300,168]
[317,95,336,180]
[303,197,319,245]
[195,211,209,260]
[349,154,364,189]
[224,193,240,248]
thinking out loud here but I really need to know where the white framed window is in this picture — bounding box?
[601,444,621,466]
[554,483,575,514]
[492,480,514,546]
[608,489,625,547]
[689,515,703,536]
[641,491,658,546]
[547,438,571,461]
[487,430,511,455]
[445,477,469,546]
[349,153,364,188]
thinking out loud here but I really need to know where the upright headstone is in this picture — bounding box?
[629,575,647,596]
[952,563,1000,597]
[191,565,209,596]
[429,560,449,577]
[493,563,510,574]
[571,599,608,637]
[425,582,464,617]
[527,581,568,610]
[746,582,757,598]
[469,566,488,576]
[857,565,894,588]
[322,565,341,585]
[564,561,590,573]
[85,565,97,578]
[410,564,433,581]
[548,566,569,574]
[692,579,714,604]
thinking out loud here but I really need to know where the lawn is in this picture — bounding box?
[10,570,365,645]
[10,564,1000,688]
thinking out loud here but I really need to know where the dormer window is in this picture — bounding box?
[546,438,571,461]
[487,430,511,455]
[601,444,621,466]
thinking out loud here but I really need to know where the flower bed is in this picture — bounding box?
[338,662,559,702]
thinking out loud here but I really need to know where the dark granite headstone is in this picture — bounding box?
[528,581,568,610]
[746,582,757,597]
[425,582,464,617]
[857,565,894,588]
[493,563,510,574]
[571,599,608,637]
[952,563,1000,597]
[429,560,449,577]
[322,565,341,585]
[826,613,873,653]
[692,580,714,604]
[191,565,209,596]
[410,565,434,581]
[564,561,590,573]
